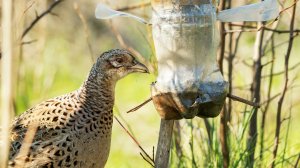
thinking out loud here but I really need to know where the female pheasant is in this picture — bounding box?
[9,49,149,168]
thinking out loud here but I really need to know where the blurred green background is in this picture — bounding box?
[12,0,300,167]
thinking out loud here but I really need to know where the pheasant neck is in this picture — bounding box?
[78,74,117,113]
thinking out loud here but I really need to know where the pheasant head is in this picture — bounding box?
[89,49,149,82]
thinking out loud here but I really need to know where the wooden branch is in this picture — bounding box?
[155,120,174,168]
[227,94,260,108]
[22,0,64,38]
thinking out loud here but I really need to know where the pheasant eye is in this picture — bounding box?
[115,58,124,64]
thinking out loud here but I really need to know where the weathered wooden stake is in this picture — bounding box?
[155,119,174,168]
[0,0,14,166]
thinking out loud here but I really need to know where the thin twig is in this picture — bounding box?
[116,2,151,11]
[22,0,64,38]
[227,93,260,108]
[21,39,38,45]
[271,0,297,167]
[114,116,155,166]
[229,23,300,34]
[73,2,94,63]
[225,1,299,34]
[23,0,35,15]
[140,153,155,167]
[152,146,155,163]
[262,62,300,78]
[260,77,299,106]
[109,22,155,72]
[127,97,152,113]
[260,35,275,160]
[264,33,300,55]
[294,154,300,168]
[261,93,281,106]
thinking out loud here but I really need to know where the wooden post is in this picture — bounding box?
[155,119,174,168]
[0,0,14,167]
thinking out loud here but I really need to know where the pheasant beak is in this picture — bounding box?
[130,60,149,73]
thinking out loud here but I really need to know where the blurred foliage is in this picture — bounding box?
[11,0,300,167]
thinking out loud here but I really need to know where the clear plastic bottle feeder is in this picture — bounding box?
[95,0,279,120]
[150,0,227,119]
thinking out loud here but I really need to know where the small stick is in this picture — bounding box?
[227,93,260,108]
[127,97,152,113]
[22,0,64,38]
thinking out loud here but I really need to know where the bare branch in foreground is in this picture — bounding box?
[22,0,64,38]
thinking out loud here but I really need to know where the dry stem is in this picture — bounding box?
[114,116,155,167]
[73,2,94,63]
[271,1,297,167]
[116,2,151,11]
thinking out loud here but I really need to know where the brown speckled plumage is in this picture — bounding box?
[8,49,149,168]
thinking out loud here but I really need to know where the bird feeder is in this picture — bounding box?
[95,0,279,120]
[150,0,227,120]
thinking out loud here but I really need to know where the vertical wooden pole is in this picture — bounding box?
[155,119,174,168]
[0,0,14,167]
